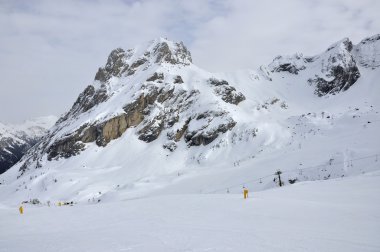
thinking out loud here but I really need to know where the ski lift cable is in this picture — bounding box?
[205,153,380,194]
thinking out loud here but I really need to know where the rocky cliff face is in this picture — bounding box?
[353,34,380,69]
[0,137,36,174]
[11,35,378,178]
[268,38,363,96]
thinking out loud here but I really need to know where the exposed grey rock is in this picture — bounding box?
[0,137,39,174]
[138,117,164,143]
[0,117,56,174]
[146,72,164,82]
[163,141,177,152]
[166,117,190,142]
[185,118,236,146]
[308,38,361,96]
[173,75,184,84]
[127,58,148,76]
[95,48,129,82]
[327,38,353,52]
[153,41,192,65]
[268,38,363,96]
[309,65,360,96]
[353,34,380,69]
[47,137,85,160]
[268,54,307,74]
[208,78,245,105]
[273,63,305,74]
[57,85,108,124]
[182,110,237,147]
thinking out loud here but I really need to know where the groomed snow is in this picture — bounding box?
[0,172,379,252]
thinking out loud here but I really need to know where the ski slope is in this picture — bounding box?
[1,172,379,252]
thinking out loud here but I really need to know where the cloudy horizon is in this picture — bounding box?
[1,0,379,123]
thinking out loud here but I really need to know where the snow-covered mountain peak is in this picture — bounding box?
[266,36,362,96]
[94,38,192,84]
[148,37,192,65]
[358,34,380,46]
[353,34,380,69]
[13,116,57,135]
[320,37,357,71]
[1,116,57,139]
[325,37,353,53]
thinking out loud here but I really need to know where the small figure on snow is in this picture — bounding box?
[243,186,249,199]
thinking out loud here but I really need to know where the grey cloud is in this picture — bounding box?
[190,0,380,71]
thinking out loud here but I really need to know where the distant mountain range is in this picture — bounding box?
[0,116,57,174]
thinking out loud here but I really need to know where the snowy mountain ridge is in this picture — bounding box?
[0,116,57,174]
[0,35,379,204]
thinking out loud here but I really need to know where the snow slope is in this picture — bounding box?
[0,35,379,206]
[0,172,379,252]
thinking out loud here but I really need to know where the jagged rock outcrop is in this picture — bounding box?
[184,111,236,146]
[353,34,380,69]
[268,38,361,96]
[309,64,360,96]
[146,72,164,82]
[94,39,192,84]
[208,78,246,105]
[173,75,184,84]
[0,137,38,174]
[95,48,129,82]
[153,41,192,65]
[268,53,309,74]
[308,38,360,96]
[58,85,108,124]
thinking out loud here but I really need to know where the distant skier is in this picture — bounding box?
[19,205,24,214]
[243,186,249,199]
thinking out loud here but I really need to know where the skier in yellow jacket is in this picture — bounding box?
[243,186,249,199]
[19,205,24,214]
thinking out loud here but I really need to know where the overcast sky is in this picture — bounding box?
[0,0,379,123]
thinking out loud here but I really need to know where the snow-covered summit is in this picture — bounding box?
[94,37,192,83]
[268,37,361,96]
[353,34,380,69]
